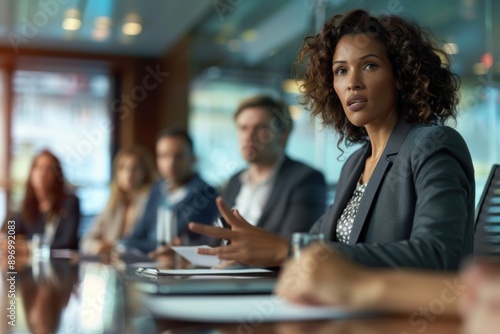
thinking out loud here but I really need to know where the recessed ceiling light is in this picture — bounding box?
[62,9,81,31]
[123,22,142,36]
[92,17,111,41]
[62,18,81,31]
[443,42,459,55]
[95,16,111,28]
[122,13,142,36]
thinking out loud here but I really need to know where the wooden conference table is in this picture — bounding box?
[0,254,463,334]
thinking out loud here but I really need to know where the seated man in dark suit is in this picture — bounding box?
[121,128,218,255]
[222,95,326,238]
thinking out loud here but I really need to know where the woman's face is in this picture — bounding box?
[116,155,145,193]
[30,154,57,193]
[332,33,398,129]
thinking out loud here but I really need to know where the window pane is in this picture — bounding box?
[10,70,112,224]
[0,70,6,224]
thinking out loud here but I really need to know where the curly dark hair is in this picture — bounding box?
[296,9,460,147]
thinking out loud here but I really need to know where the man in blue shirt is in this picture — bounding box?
[121,128,218,255]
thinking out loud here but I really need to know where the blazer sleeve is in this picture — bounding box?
[277,170,326,237]
[331,128,475,270]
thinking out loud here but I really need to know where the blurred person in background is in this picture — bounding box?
[122,128,218,258]
[220,95,326,238]
[1,150,80,252]
[80,145,156,255]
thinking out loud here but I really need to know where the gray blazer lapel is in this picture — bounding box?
[348,118,412,245]
[323,145,369,238]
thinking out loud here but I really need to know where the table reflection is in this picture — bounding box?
[0,255,464,334]
[20,259,78,334]
[1,257,135,334]
[156,317,461,334]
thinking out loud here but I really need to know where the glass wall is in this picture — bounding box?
[9,69,112,229]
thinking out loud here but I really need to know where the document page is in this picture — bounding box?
[171,245,219,267]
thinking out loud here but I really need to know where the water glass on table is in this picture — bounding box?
[290,232,326,260]
[32,233,50,261]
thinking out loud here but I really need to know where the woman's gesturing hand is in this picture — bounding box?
[189,196,289,267]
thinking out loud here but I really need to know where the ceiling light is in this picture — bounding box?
[62,9,81,31]
[122,13,142,36]
[95,16,111,28]
[93,17,111,41]
[443,42,459,55]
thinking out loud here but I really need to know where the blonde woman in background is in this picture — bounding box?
[81,145,156,255]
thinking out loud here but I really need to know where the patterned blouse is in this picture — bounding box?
[335,182,368,244]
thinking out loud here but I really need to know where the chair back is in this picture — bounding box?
[474,164,500,260]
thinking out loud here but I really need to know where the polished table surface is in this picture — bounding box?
[0,255,463,334]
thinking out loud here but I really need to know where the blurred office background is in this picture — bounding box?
[0,0,498,234]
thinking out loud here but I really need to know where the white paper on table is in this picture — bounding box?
[170,245,219,267]
[145,295,351,322]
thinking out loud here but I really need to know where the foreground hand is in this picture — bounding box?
[459,262,500,334]
[275,243,373,309]
[189,197,289,267]
[147,237,182,261]
[94,241,114,255]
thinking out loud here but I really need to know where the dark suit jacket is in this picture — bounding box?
[12,194,81,250]
[310,118,475,270]
[223,156,326,238]
[122,174,218,253]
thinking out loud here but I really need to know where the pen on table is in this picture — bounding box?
[213,216,231,245]
[136,268,159,275]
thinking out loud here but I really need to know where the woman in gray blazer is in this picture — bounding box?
[189,9,475,270]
